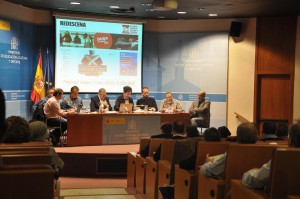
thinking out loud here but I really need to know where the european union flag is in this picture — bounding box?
[44,48,54,90]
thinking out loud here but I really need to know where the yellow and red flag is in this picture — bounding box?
[30,50,45,103]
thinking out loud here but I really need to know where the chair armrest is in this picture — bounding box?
[198,172,224,199]
[231,179,266,199]
[174,164,197,199]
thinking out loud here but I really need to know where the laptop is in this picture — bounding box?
[119,103,133,113]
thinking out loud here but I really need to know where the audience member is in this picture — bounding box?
[90,88,112,112]
[260,121,279,141]
[200,122,258,179]
[32,88,54,113]
[44,88,75,146]
[153,120,185,162]
[114,86,134,111]
[29,121,64,179]
[136,87,158,111]
[0,89,5,141]
[189,90,211,128]
[140,122,173,158]
[242,123,300,189]
[276,123,289,138]
[186,125,200,138]
[60,86,83,111]
[218,126,231,138]
[204,127,221,141]
[160,92,183,113]
[1,116,30,143]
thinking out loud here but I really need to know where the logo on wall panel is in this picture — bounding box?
[11,37,18,50]
[127,119,137,130]
[125,119,140,136]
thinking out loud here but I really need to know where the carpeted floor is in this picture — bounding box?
[60,177,127,189]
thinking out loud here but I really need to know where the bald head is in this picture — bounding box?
[237,123,258,144]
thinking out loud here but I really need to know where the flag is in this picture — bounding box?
[30,49,45,103]
[44,48,54,91]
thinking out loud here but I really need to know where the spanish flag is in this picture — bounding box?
[30,50,45,103]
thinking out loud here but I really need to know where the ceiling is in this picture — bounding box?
[4,0,300,20]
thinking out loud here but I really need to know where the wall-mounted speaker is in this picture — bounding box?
[229,22,242,37]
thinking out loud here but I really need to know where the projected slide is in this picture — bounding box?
[55,18,143,93]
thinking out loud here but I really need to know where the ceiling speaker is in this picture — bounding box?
[229,22,242,37]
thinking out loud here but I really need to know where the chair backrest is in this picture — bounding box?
[0,153,52,165]
[195,141,229,168]
[0,164,54,199]
[138,137,150,153]
[268,148,300,199]
[0,142,50,154]
[160,139,176,162]
[148,138,163,156]
[224,144,277,198]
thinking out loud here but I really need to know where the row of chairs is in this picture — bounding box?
[127,138,300,199]
[0,141,59,199]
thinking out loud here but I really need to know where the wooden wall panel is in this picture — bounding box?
[256,16,296,74]
[259,75,291,120]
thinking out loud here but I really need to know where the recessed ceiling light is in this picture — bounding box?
[209,13,218,17]
[70,2,80,5]
[141,3,152,6]
[145,8,154,12]
[195,7,205,11]
[157,16,166,19]
[109,5,120,9]
[177,11,187,14]
[57,7,67,10]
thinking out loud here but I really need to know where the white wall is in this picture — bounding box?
[294,16,300,124]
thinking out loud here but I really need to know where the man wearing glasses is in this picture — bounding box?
[90,88,112,112]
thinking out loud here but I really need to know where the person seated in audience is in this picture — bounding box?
[90,88,112,112]
[153,120,186,161]
[160,92,183,113]
[200,122,258,179]
[260,121,279,141]
[276,123,289,140]
[114,86,134,111]
[186,125,200,138]
[29,121,64,179]
[204,127,221,141]
[32,88,54,113]
[44,88,75,146]
[178,127,221,171]
[218,126,231,138]
[136,87,158,111]
[140,122,173,158]
[242,123,300,189]
[60,86,83,111]
[1,116,30,143]
[189,89,211,127]
[0,89,5,141]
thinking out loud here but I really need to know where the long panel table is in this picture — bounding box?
[67,112,191,146]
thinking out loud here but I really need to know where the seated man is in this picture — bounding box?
[153,120,186,162]
[140,122,173,158]
[114,86,134,111]
[90,88,112,112]
[136,87,158,111]
[32,88,54,114]
[60,86,83,111]
[260,121,279,141]
[189,89,211,128]
[44,88,75,146]
[242,123,300,189]
[200,122,258,178]
[160,92,183,113]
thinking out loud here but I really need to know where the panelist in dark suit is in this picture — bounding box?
[114,86,134,111]
[136,87,158,111]
[90,88,112,112]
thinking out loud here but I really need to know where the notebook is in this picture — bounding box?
[119,103,133,113]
